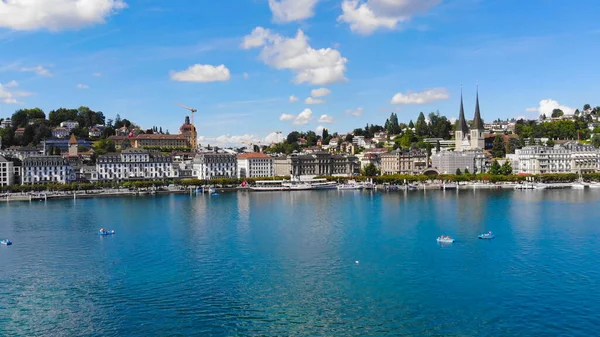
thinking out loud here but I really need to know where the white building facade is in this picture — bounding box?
[193,152,237,180]
[92,148,179,181]
[514,143,599,175]
[0,156,14,186]
[237,153,274,178]
[22,156,75,184]
[431,150,487,174]
[60,120,79,131]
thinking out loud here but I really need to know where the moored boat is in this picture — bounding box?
[338,180,363,190]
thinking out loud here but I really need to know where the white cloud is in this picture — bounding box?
[311,87,331,97]
[345,107,364,117]
[0,80,32,104]
[93,72,102,77]
[268,0,320,23]
[76,84,89,89]
[289,95,298,103]
[391,87,449,104]
[338,0,441,35]
[265,131,285,144]
[209,134,262,146]
[242,27,348,85]
[305,97,325,105]
[316,125,326,135]
[0,0,127,31]
[280,113,295,121]
[20,65,53,77]
[281,108,313,125]
[528,99,575,117]
[318,114,334,123]
[170,64,231,83]
[5,80,18,87]
[243,72,249,79]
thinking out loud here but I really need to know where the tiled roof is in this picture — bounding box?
[135,134,187,140]
[237,152,271,159]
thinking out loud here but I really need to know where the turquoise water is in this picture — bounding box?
[1,190,599,336]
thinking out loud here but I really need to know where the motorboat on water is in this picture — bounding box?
[436,236,454,243]
[98,229,115,236]
[571,182,587,189]
[1,239,12,245]
[588,183,600,189]
[478,231,495,239]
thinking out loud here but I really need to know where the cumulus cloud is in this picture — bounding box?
[268,0,321,23]
[280,113,295,121]
[391,87,449,104]
[265,131,285,144]
[318,114,334,123]
[345,107,364,116]
[527,99,575,117]
[0,0,127,31]
[208,134,262,146]
[280,108,313,125]
[316,125,326,135]
[305,97,325,105]
[289,95,298,103]
[170,64,231,83]
[338,0,441,35]
[311,87,331,97]
[242,27,348,85]
[76,84,89,89]
[0,80,32,104]
[20,65,52,77]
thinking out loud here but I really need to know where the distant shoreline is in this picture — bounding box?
[1,182,583,204]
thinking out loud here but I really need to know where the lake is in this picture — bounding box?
[1,189,599,336]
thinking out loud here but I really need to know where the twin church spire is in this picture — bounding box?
[455,86,485,151]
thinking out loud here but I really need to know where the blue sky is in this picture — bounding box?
[1,0,599,145]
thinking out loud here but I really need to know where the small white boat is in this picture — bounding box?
[478,231,495,240]
[337,183,363,190]
[571,182,586,189]
[588,183,600,189]
[1,239,12,245]
[437,236,455,243]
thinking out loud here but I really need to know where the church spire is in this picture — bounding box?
[473,84,484,130]
[456,86,469,135]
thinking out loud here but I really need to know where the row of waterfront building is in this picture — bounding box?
[3,141,600,187]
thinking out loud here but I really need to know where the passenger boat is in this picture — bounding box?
[478,231,495,239]
[436,236,454,243]
[283,182,314,191]
[250,180,290,191]
[312,181,338,190]
[337,180,363,190]
[1,239,12,245]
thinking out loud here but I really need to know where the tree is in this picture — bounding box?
[491,135,506,158]
[464,168,470,175]
[322,128,329,140]
[455,168,462,175]
[415,112,429,137]
[506,138,521,154]
[361,162,379,177]
[93,139,116,155]
[102,127,115,138]
[426,142,432,157]
[584,104,591,111]
[489,160,501,175]
[500,161,513,175]
[408,120,414,129]
[551,109,564,118]
[436,140,441,152]
[592,134,600,148]
[286,131,301,144]
[345,134,354,143]
[546,139,555,147]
